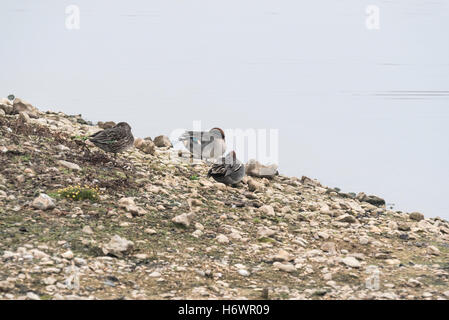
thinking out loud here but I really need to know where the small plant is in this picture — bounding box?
[189,174,199,181]
[56,185,100,201]
[21,154,32,162]
[71,135,88,141]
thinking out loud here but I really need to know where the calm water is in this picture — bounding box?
[1,1,448,218]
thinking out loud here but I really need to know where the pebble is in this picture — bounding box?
[102,235,134,257]
[61,250,74,259]
[259,205,275,216]
[409,212,424,221]
[26,292,40,300]
[144,228,157,234]
[149,272,161,278]
[172,213,194,227]
[82,226,94,234]
[257,227,276,238]
[273,262,296,273]
[32,194,55,211]
[341,257,361,268]
[337,214,357,223]
[427,246,440,256]
[56,160,81,171]
[216,234,230,244]
[238,269,250,277]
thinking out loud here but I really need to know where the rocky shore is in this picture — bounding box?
[1,98,448,300]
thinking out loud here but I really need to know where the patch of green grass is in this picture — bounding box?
[189,174,199,181]
[258,237,275,243]
[71,135,88,141]
[21,154,32,162]
[279,292,289,299]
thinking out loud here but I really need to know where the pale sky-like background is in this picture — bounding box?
[1,0,448,218]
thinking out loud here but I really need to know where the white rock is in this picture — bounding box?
[144,228,157,234]
[26,292,40,300]
[43,277,57,285]
[337,214,357,224]
[149,271,161,278]
[259,205,275,216]
[341,256,361,268]
[428,245,440,256]
[238,269,250,277]
[257,226,276,238]
[32,194,55,211]
[192,230,203,238]
[61,250,74,260]
[359,236,370,245]
[172,213,194,227]
[30,249,49,259]
[216,234,230,244]
[74,258,86,266]
[56,160,81,171]
[102,235,134,257]
[273,262,296,273]
[82,226,94,234]
[272,249,293,262]
[118,197,147,216]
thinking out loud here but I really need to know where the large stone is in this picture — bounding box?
[0,103,13,115]
[341,256,361,268]
[272,249,293,262]
[172,213,195,227]
[153,135,172,148]
[17,111,30,125]
[245,159,278,178]
[56,160,81,171]
[321,242,337,254]
[336,214,357,224]
[0,97,13,105]
[0,280,14,292]
[216,234,229,244]
[409,212,424,221]
[356,192,385,207]
[98,121,116,129]
[82,226,94,234]
[273,262,296,273]
[134,138,155,155]
[102,235,134,257]
[118,197,147,216]
[259,205,275,216]
[247,177,263,192]
[257,226,276,238]
[32,194,55,211]
[427,245,440,256]
[398,223,410,231]
[13,97,39,118]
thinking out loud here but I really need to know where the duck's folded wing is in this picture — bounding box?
[179,131,216,144]
[208,163,228,177]
[232,163,243,174]
[89,129,123,144]
[179,131,202,142]
[208,162,241,177]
